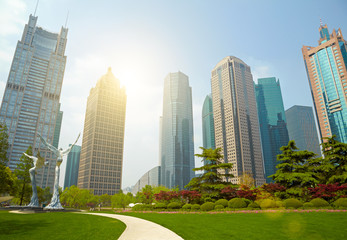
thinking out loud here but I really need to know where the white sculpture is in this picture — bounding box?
[23,152,48,207]
[38,133,80,209]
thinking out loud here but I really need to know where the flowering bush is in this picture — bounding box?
[236,185,258,201]
[154,191,180,204]
[180,190,201,204]
[220,186,238,200]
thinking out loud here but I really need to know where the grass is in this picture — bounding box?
[0,211,125,240]
[120,211,347,240]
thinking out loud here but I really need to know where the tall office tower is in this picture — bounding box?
[302,24,347,143]
[211,56,265,186]
[160,72,194,189]
[285,105,321,156]
[202,94,215,149]
[63,144,81,190]
[78,68,126,195]
[255,77,289,182]
[0,15,67,189]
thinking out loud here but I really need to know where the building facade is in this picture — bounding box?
[255,77,289,182]
[63,144,81,190]
[0,14,67,189]
[211,56,265,186]
[202,94,215,150]
[77,68,126,195]
[285,105,321,156]
[131,166,161,195]
[302,24,347,143]
[160,72,194,189]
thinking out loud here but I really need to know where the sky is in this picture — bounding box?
[0,0,347,189]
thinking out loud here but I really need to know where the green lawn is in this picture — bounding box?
[0,211,125,240]
[120,211,347,240]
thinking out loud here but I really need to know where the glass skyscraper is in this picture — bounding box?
[78,68,126,195]
[160,72,194,189]
[0,14,67,189]
[211,56,265,186]
[63,144,81,190]
[202,94,215,150]
[255,77,289,182]
[285,105,321,156]
[302,24,347,143]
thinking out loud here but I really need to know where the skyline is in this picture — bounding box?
[0,0,347,188]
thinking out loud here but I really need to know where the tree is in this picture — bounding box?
[14,146,34,205]
[99,193,112,207]
[270,140,317,197]
[321,135,347,184]
[136,185,154,204]
[60,185,95,209]
[185,147,235,199]
[0,124,9,166]
[111,190,132,210]
[0,165,17,195]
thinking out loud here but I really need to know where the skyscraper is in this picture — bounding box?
[285,105,321,156]
[202,94,215,150]
[302,24,347,143]
[211,56,265,186]
[255,77,289,182]
[63,144,81,190]
[160,72,194,189]
[0,14,67,189]
[77,68,126,195]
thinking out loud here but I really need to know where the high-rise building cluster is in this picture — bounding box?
[1,12,345,195]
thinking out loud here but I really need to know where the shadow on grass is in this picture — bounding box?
[0,219,49,235]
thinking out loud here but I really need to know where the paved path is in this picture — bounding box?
[85,212,184,240]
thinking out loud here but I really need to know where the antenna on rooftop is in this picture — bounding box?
[320,18,323,27]
[65,11,69,28]
[34,0,39,16]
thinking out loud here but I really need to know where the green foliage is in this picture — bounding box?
[215,199,228,207]
[14,146,34,205]
[260,199,277,209]
[228,198,247,209]
[310,198,330,208]
[0,165,16,195]
[154,203,167,209]
[136,185,154,204]
[201,202,215,211]
[0,124,9,166]
[283,198,303,209]
[182,203,192,210]
[270,141,317,198]
[191,204,201,211]
[167,202,181,209]
[303,202,314,209]
[185,147,235,199]
[99,193,112,207]
[132,204,153,211]
[214,204,224,210]
[332,198,347,208]
[111,190,132,209]
[60,185,95,208]
[275,200,284,208]
[247,202,260,209]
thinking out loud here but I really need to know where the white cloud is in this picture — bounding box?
[245,57,274,83]
[0,0,27,36]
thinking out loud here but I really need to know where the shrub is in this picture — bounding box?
[167,202,181,209]
[201,202,215,211]
[132,204,153,211]
[303,202,314,209]
[275,200,284,208]
[191,204,201,211]
[260,199,277,209]
[247,202,260,209]
[228,198,247,209]
[284,198,303,209]
[154,203,166,209]
[215,199,228,207]
[182,204,192,210]
[214,204,224,210]
[310,198,329,208]
[220,186,238,200]
[333,198,347,208]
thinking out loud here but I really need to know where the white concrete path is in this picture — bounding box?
[85,212,184,240]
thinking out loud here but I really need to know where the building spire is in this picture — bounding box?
[320,18,323,27]
[34,0,39,16]
[65,11,69,28]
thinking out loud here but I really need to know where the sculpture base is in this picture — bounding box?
[5,206,81,213]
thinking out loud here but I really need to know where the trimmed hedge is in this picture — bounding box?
[182,204,192,210]
[154,203,166,209]
[310,198,329,208]
[276,201,284,208]
[167,202,181,209]
[132,204,153,211]
[303,202,314,209]
[284,198,303,209]
[191,204,201,211]
[333,198,347,208]
[260,199,277,209]
[215,199,228,207]
[201,202,215,211]
[228,198,247,209]
[247,202,260,209]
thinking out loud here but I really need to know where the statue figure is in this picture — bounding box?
[23,152,48,207]
[38,133,80,209]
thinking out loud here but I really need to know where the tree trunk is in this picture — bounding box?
[20,182,25,206]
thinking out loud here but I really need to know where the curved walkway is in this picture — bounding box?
[85,212,183,240]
